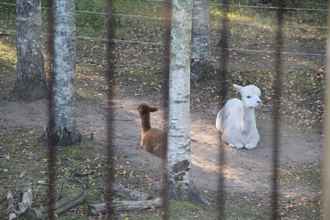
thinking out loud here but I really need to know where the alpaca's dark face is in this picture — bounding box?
[137,104,158,114]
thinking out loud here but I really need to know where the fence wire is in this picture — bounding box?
[209,2,328,12]
[2,0,323,219]
[0,1,329,30]
[0,26,326,58]
[0,1,328,12]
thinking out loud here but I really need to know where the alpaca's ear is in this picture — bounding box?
[149,107,158,112]
[233,84,242,92]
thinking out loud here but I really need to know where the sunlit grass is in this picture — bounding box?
[210,7,256,23]
[209,6,276,32]
[0,40,16,65]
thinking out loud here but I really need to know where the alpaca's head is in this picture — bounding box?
[137,103,158,115]
[234,84,262,108]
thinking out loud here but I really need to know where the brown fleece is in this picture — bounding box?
[137,103,165,157]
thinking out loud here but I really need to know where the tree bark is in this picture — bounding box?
[14,0,48,101]
[168,0,193,200]
[53,0,81,146]
[191,0,209,81]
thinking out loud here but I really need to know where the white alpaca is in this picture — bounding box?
[216,84,262,149]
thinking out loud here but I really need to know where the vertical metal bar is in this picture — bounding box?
[160,1,171,219]
[105,0,115,219]
[217,0,229,219]
[46,0,56,219]
[271,0,284,219]
[322,1,330,219]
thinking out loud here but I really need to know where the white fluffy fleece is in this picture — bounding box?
[216,84,262,149]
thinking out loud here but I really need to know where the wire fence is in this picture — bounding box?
[0,27,326,58]
[0,1,327,59]
[0,0,326,219]
[0,1,328,12]
[0,1,328,26]
[209,2,328,12]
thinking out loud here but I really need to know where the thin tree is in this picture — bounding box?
[14,0,48,100]
[167,0,193,199]
[52,0,81,145]
[191,0,209,81]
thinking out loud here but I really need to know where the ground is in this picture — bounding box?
[0,92,322,219]
[0,0,325,219]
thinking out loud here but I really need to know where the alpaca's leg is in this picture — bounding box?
[220,99,245,149]
[245,131,260,149]
[215,110,223,131]
[229,142,244,149]
[223,128,244,149]
[245,143,257,149]
[226,116,244,149]
[140,133,144,147]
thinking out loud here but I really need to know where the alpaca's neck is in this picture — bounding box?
[140,113,151,132]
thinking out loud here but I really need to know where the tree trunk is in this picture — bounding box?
[191,0,209,81]
[52,0,81,146]
[168,0,193,200]
[14,0,48,101]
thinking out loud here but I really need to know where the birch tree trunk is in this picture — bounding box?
[14,0,48,100]
[52,0,81,146]
[191,0,209,81]
[168,0,193,199]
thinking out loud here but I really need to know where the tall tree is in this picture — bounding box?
[52,0,81,145]
[167,0,193,199]
[14,0,48,100]
[191,0,209,81]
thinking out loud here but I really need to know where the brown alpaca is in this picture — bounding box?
[137,103,165,157]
